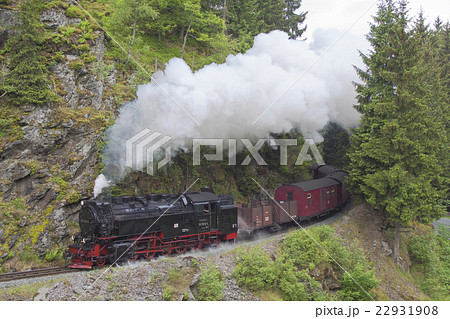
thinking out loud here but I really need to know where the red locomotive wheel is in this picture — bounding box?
[97,258,106,266]
[144,251,156,259]
[161,247,172,256]
[128,253,139,261]
[193,241,202,251]
[175,246,187,254]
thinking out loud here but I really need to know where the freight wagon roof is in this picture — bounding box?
[326,171,348,183]
[316,165,341,175]
[290,177,340,191]
[185,192,220,203]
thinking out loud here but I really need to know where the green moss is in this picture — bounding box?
[23,159,43,176]
[0,107,24,150]
[67,192,82,204]
[69,59,84,71]
[76,43,90,52]
[65,4,88,19]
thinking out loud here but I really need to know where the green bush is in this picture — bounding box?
[276,259,326,301]
[408,226,450,300]
[163,285,174,301]
[44,248,63,262]
[233,226,379,301]
[282,226,335,269]
[233,247,277,291]
[338,265,378,301]
[196,265,225,301]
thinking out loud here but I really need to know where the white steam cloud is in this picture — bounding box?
[93,174,111,198]
[99,29,367,185]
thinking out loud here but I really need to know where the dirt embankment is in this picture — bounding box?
[334,204,428,301]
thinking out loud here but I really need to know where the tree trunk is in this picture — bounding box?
[127,0,140,63]
[180,12,193,59]
[223,0,228,36]
[394,222,400,265]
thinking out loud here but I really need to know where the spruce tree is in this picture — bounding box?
[282,0,307,39]
[348,0,447,264]
[322,122,351,169]
[5,0,56,106]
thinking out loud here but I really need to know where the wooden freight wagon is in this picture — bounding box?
[274,178,340,218]
[237,200,274,233]
[273,200,298,224]
[326,171,350,207]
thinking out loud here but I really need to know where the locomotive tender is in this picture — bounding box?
[68,165,348,269]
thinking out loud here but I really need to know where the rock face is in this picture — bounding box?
[40,8,80,30]
[0,4,120,268]
[0,8,18,49]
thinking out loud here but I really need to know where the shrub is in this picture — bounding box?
[338,265,379,301]
[233,226,379,301]
[408,225,450,300]
[276,259,326,301]
[233,247,277,291]
[44,248,63,262]
[196,265,225,301]
[282,226,335,269]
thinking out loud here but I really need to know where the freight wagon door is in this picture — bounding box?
[320,189,326,213]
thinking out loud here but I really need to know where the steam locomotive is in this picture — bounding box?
[67,165,348,269]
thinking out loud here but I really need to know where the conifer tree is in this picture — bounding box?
[348,0,447,264]
[282,0,307,39]
[322,122,350,169]
[5,0,56,106]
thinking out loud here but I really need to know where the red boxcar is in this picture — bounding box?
[274,177,341,219]
[326,171,350,206]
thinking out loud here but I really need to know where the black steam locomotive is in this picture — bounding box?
[68,190,237,269]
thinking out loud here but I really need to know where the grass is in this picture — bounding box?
[0,279,55,300]
[162,267,197,301]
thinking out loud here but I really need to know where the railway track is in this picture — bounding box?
[0,267,81,283]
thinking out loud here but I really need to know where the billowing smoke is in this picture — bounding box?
[97,29,367,192]
[93,174,111,198]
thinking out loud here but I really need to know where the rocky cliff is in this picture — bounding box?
[0,2,123,270]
